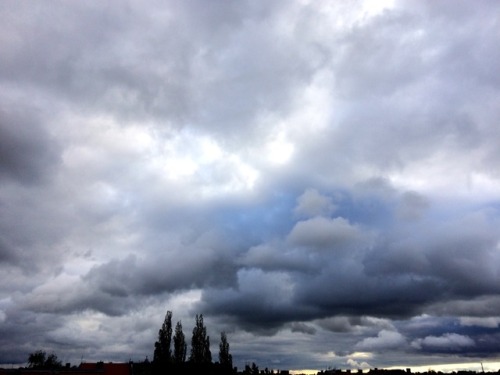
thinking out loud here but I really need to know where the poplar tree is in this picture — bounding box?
[190,314,212,364]
[219,331,233,370]
[153,310,173,365]
[173,320,187,364]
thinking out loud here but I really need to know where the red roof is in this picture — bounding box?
[79,363,131,375]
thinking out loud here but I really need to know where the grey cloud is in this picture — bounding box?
[199,187,500,334]
[317,316,394,334]
[85,248,238,299]
[286,2,500,187]
[396,191,430,221]
[287,217,365,250]
[239,243,316,273]
[202,245,439,333]
[17,277,136,317]
[289,322,317,335]
[355,329,407,352]
[429,296,500,318]
[293,188,337,218]
[1,0,500,370]
[411,333,475,352]
[199,268,315,333]
[0,306,68,363]
[363,209,500,298]
[459,317,500,329]
[335,0,500,99]
[0,107,60,184]
[316,316,358,333]
[0,0,316,141]
[294,268,439,319]
[0,236,19,264]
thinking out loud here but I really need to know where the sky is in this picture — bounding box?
[1,0,500,372]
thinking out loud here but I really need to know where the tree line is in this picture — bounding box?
[26,350,62,369]
[151,310,234,375]
[26,311,269,375]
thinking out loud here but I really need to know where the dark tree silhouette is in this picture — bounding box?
[251,362,259,375]
[219,331,233,371]
[205,335,212,364]
[153,310,173,366]
[28,350,62,369]
[173,320,187,364]
[28,350,46,368]
[45,353,62,369]
[190,314,211,365]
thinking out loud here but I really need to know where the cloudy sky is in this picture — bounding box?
[1,0,500,372]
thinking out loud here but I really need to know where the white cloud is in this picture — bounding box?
[347,357,372,370]
[355,330,406,351]
[459,317,500,329]
[412,333,475,350]
[265,131,295,165]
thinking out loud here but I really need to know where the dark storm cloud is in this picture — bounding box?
[0,309,63,363]
[0,106,60,184]
[364,208,500,297]
[1,0,500,371]
[317,316,393,334]
[289,322,316,335]
[85,247,237,298]
[199,188,500,333]
[430,296,500,318]
[199,268,314,333]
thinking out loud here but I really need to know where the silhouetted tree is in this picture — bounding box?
[28,350,62,369]
[173,320,187,364]
[190,314,211,365]
[45,353,62,368]
[219,331,233,371]
[251,362,259,375]
[153,310,173,366]
[205,335,212,364]
[28,350,46,368]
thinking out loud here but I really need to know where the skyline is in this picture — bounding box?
[1,0,500,372]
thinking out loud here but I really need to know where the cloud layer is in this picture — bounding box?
[1,0,500,371]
